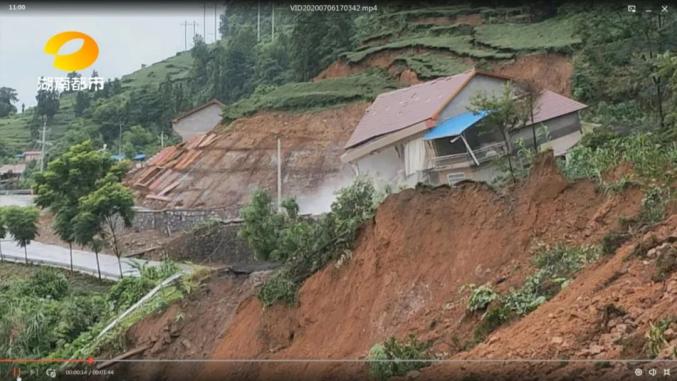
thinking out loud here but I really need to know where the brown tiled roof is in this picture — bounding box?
[128,132,219,199]
[530,90,587,125]
[344,70,475,149]
[345,70,587,150]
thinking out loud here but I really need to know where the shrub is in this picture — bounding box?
[562,132,677,185]
[532,243,601,279]
[249,178,378,305]
[503,271,550,316]
[504,244,601,316]
[639,186,668,226]
[258,271,298,307]
[645,318,673,358]
[473,303,512,343]
[106,276,155,312]
[22,269,70,300]
[467,284,498,312]
[601,230,632,255]
[368,335,431,380]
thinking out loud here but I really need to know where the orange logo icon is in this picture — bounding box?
[44,31,99,71]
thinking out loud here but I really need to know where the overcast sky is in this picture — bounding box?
[0,2,223,107]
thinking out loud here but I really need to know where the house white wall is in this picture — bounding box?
[511,112,582,149]
[432,162,501,185]
[172,103,223,141]
[439,75,507,121]
[354,141,429,189]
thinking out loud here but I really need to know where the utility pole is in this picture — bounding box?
[161,131,165,148]
[277,137,282,212]
[203,2,207,40]
[118,120,122,156]
[257,1,261,42]
[214,2,217,42]
[181,20,189,50]
[271,3,275,41]
[39,117,47,172]
[192,21,199,42]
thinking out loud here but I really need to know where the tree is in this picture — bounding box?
[469,83,530,182]
[0,87,18,117]
[238,190,284,261]
[75,182,135,279]
[73,210,105,279]
[35,88,60,121]
[221,25,257,103]
[254,33,292,86]
[514,79,544,151]
[0,207,6,261]
[3,206,39,264]
[74,91,91,117]
[33,140,126,274]
[52,202,77,272]
[289,12,356,81]
[191,34,210,89]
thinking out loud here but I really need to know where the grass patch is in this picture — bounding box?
[222,71,398,123]
[368,335,431,380]
[645,318,674,358]
[344,34,512,63]
[467,284,498,312]
[393,52,470,79]
[471,243,601,344]
[474,15,581,51]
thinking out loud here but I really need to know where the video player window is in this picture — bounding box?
[0,1,675,380]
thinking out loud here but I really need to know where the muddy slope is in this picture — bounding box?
[191,154,646,380]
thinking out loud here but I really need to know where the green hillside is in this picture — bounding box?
[0,3,673,168]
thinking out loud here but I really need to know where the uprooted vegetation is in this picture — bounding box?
[238,178,380,306]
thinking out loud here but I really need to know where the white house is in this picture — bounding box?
[341,68,587,187]
[171,99,225,142]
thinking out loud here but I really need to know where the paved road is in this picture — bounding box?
[0,239,160,280]
[0,194,34,207]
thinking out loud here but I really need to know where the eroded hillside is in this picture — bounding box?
[113,154,677,381]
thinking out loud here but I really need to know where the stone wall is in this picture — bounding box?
[131,206,240,235]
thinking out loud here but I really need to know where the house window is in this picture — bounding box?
[447,172,465,185]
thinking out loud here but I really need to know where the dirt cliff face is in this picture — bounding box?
[185,154,653,381]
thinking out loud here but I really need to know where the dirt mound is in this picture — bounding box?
[490,53,574,95]
[189,153,645,380]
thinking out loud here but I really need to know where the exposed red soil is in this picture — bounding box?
[490,53,574,96]
[182,154,654,381]
[316,50,573,99]
[315,48,430,81]
[418,216,677,380]
[113,269,272,381]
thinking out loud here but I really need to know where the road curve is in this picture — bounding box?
[0,239,160,280]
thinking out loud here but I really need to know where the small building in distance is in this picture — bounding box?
[0,163,26,188]
[172,99,225,142]
[341,68,587,187]
[21,150,42,163]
